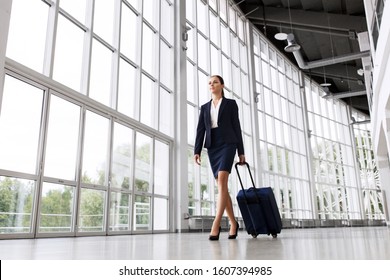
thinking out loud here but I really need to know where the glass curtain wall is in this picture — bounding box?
[306,80,362,220]
[0,0,173,238]
[252,30,313,220]
[186,0,253,217]
[252,29,384,222]
[351,111,385,220]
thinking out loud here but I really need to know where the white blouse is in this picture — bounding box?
[210,98,222,128]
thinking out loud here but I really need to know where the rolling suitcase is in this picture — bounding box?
[235,162,282,238]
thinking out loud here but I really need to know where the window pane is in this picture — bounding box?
[186,27,196,62]
[264,87,272,115]
[231,34,239,65]
[188,148,195,199]
[186,0,195,24]
[0,176,35,234]
[120,5,139,63]
[210,11,219,46]
[134,195,151,230]
[243,102,251,133]
[128,0,140,11]
[210,45,220,76]
[232,64,240,93]
[109,191,131,231]
[38,183,75,233]
[266,115,275,143]
[201,201,211,215]
[153,197,168,230]
[44,95,81,180]
[240,43,248,72]
[143,0,159,29]
[117,59,136,119]
[221,55,231,88]
[197,33,208,71]
[237,15,245,41]
[221,23,230,55]
[93,0,115,45]
[160,42,173,89]
[186,62,196,104]
[7,0,48,73]
[262,60,270,88]
[200,153,210,200]
[78,188,105,232]
[111,122,133,190]
[198,71,209,106]
[161,0,173,44]
[142,24,158,77]
[229,6,236,32]
[0,76,44,174]
[154,141,169,196]
[134,133,152,193]
[219,0,228,22]
[187,104,196,146]
[60,0,87,24]
[53,15,85,92]
[159,87,173,136]
[197,0,207,35]
[89,40,113,106]
[140,75,156,128]
[81,111,109,185]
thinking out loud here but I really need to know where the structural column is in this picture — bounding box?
[174,0,189,232]
[0,0,12,98]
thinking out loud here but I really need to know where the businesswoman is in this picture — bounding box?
[194,75,245,240]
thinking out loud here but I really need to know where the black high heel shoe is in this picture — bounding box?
[228,220,239,239]
[209,226,221,241]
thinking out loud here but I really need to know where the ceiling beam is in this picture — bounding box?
[246,6,367,33]
[323,90,366,99]
[291,49,370,70]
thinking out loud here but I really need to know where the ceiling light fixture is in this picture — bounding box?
[320,66,332,87]
[275,32,288,40]
[275,23,287,40]
[284,33,301,52]
[283,0,301,52]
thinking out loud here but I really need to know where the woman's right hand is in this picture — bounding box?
[194,154,201,165]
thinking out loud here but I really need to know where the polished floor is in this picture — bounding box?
[1,226,390,260]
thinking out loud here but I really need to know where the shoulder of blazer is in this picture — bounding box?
[222,98,237,108]
[201,100,212,108]
[223,97,236,103]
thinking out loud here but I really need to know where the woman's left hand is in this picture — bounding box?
[238,154,246,165]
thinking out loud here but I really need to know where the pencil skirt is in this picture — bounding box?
[207,127,237,179]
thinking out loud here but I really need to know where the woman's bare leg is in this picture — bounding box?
[225,192,238,235]
[210,171,237,236]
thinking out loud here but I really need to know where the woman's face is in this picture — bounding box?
[208,77,224,95]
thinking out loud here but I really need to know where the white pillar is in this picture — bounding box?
[0,0,12,99]
[377,156,390,225]
[173,0,189,232]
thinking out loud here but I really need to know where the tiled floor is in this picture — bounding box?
[1,226,390,260]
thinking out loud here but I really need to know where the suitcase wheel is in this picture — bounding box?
[271,233,277,238]
[251,234,258,238]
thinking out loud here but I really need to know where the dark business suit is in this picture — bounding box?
[194,97,245,157]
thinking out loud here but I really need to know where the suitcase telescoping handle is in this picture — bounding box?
[234,162,256,192]
[235,162,262,236]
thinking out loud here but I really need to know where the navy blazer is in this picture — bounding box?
[194,97,245,156]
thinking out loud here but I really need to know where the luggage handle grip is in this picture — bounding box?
[234,162,256,191]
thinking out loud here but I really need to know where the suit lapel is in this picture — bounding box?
[218,97,227,122]
[205,100,212,127]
